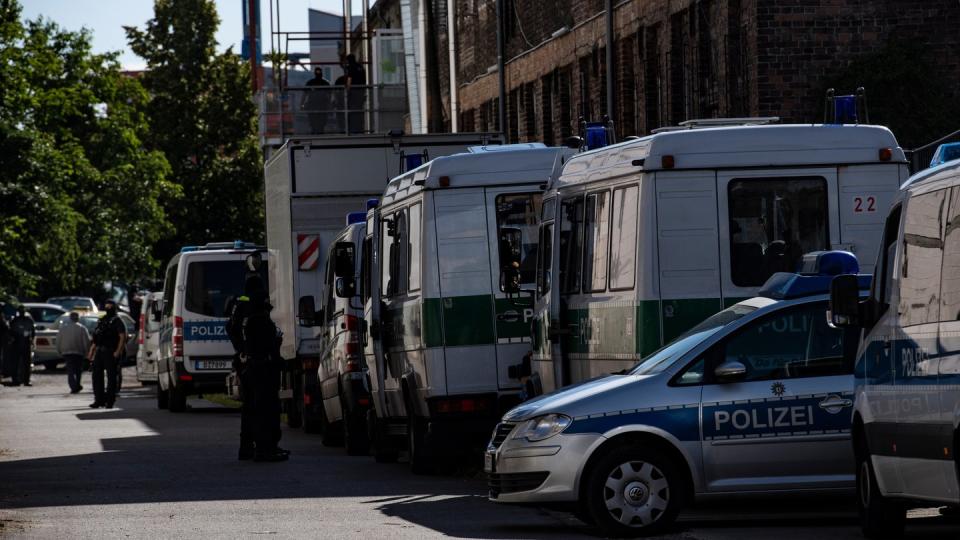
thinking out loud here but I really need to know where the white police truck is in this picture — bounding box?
[362,144,573,471]
[488,251,870,537]
[157,242,267,412]
[528,120,909,397]
[830,158,960,537]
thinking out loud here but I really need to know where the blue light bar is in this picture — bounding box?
[798,250,859,276]
[346,212,366,225]
[405,154,424,171]
[180,246,199,253]
[759,250,868,300]
[366,198,379,210]
[585,122,608,150]
[930,142,960,168]
[833,95,858,124]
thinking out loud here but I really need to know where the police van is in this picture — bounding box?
[296,212,372,454]
[487,251,870,537]
[157,242,267,412]
[529,121,909,397]
[830,159,960,537]
[361,144,573,471]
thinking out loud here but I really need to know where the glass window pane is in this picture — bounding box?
[728,177,829,287]
[583,192,611,292]
[610,186,639,290]
[942,188,960,322]
[559,197,585,294]
[537,223,554,296]
[381,219,393,294]
[162,264,177,316]
[409,204,422,291]
[899,190,947,326]
[184,260,267,317]
[721,303,849,381]
[495,193,543,286]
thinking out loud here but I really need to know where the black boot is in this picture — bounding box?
[253,449,289,462]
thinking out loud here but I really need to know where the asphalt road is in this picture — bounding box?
[1,369,958,539]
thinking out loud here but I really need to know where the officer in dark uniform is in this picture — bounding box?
[88,300,126,408]
[10,306,35,386]
[241,277,289,462]
[226,275,258,461]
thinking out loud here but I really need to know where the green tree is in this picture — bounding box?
[0,0,176,298]
[126,0,264,258]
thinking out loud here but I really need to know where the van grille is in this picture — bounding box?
[489,423,516,449]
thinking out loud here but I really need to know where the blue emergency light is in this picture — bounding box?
[833,95,858,124]
[346,212,366,225]
[366,198,379,210]
[585,122,609,150]
[929,142,960,168]
[405,154,424,170]
[180,246,199,253]
[759,250,870,300]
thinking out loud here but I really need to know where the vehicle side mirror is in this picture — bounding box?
[335,277,356,298]
[714,360,747,383]
[829,274,862,328]
[333,242,355,278]
[298,295,318,327]
[498,227,523,293]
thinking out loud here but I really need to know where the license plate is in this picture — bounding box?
[484,451,495,473]
[195,360,230,370]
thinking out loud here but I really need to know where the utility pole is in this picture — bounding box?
[605,0,615,122]
[495,0,506,136]
[249,0,259,93]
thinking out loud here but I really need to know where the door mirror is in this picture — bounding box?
[333,242,355,278]
[298,295,318,327]
[714,360,747,382]
[829,274,862,328]
[335,277,356,298]
[498,227,523,293]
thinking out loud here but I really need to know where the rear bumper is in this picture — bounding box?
[339,371,371,416]
[174,363,228,394]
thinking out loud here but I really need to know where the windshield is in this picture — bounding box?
[184,259,268,318]
[29,306,65,323]
[630,304,757,375]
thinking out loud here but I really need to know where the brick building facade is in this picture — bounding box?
[450,0,960,145]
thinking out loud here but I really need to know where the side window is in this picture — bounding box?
[899,190,947,326]
[942,188,960,322]
[162,264,177,317]
[872,205,903,312]
[381,218,394,295]
[362,236,372,303]
[324,251,336,323]
[495,193,543,286]
[728,177,829,287]
[383,210,408,297]
[409,203,422,292]
[582,191,611,292]
[717,303,850,381]
[559,196,585,294]
[610,185,639,290]
[537,222,554,296]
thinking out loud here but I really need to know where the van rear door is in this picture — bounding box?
[836,164,905,275]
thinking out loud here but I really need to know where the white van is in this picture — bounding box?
[830,159,960,538]
[362,144,573,471]
[136,291,164,384]
[529,121,910,395]
[157,242,267,412]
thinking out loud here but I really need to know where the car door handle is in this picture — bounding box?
[819,398,853,409]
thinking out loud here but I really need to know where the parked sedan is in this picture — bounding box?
[46,296,98,313]
[24,303,66,370]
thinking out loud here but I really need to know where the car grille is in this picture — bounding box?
[489,422,516,449]
[488,472,550,497]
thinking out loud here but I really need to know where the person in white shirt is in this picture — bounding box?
[57,312,91,394]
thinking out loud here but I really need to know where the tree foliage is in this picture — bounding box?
[126,0,264,258]
[0,0,177,298]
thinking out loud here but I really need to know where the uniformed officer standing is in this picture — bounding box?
[226,276,258,461]
[87,300,126,408]
[241,279,289,462]
[9,306,35,387]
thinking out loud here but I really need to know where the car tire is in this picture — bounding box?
[43,362,58,371]
[857,447,905,538]
[584,444,686,537]
[344,408,370,456]
[370,410,399,463]
[168,384,187,413]
[157,384,169,409]
[407,413,433,475]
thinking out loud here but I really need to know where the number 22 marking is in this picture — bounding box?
[854,196,876,213]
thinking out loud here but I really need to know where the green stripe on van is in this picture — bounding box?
[423,295,495,347]
[661,298,723,343]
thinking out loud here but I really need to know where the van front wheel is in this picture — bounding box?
[857,450,905,538]
[168,384,187,413]
[157,384,169,409]
[584,445,685,537]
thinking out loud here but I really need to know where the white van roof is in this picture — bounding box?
[381,146,573,204]
[901,158,960,194]
[558,124,906,187]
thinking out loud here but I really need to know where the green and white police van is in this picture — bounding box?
[830,158,960,538]
[360,144,573,471]
[487,250,871,537]
[528,121,910,396]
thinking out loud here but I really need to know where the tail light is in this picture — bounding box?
[173,316,184,359]
[432,396,493,415]
[343,314,361,359]
[138,313,145,345]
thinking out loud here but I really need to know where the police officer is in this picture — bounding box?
[241,275,289,462]
[87,300,126,408]
[226,275,258,461]
[9,306,35,387]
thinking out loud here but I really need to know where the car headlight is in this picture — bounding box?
[514,414,571,442]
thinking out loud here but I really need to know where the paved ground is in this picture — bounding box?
[1,369,958,539]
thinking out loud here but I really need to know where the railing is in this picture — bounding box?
[258,84,408,143]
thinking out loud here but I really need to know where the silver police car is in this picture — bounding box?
[486,251,870,537]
